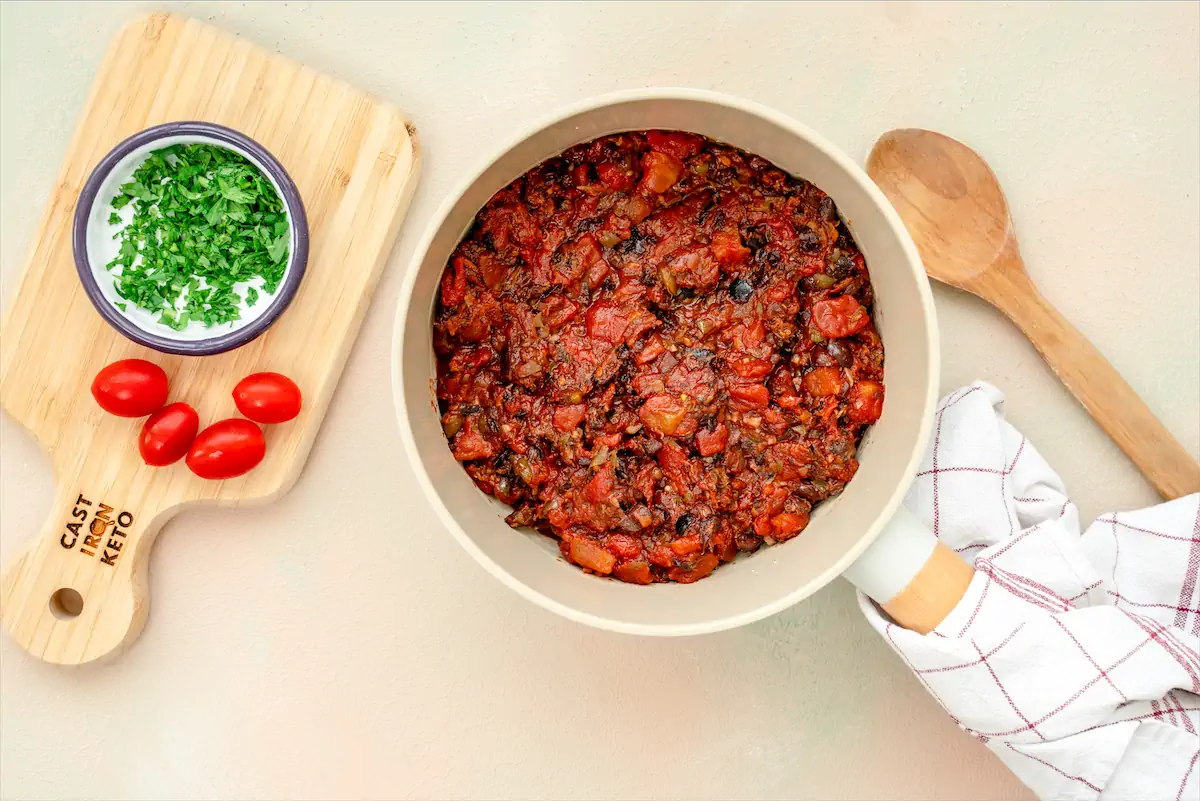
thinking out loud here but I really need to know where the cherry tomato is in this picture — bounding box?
[139,402,200,466]
[91,359,169,417]
[186,419,266,480]
[232,373,302,424]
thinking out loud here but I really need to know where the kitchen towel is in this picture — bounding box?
[859,381,1199,801]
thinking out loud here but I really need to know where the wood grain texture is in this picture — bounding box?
[868,128,1200,500]
[0,13,419,664]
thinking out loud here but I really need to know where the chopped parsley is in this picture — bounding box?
[105,144,290,330]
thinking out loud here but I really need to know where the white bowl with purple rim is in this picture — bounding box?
[72,121,309,356]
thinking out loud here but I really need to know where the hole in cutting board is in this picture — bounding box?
[49,588,83,619]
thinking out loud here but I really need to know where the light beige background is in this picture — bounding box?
[1,2,1197,799]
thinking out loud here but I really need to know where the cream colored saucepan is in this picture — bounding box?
[392,89,971,636]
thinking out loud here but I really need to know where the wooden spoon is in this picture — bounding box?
[867,128,1200,499]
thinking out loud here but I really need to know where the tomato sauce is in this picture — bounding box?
[434,131,884,584]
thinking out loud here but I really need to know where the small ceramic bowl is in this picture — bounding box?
[73,121,309,356]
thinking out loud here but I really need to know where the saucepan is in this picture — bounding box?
[392,88,971,636]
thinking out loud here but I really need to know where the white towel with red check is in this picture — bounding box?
[858,382,1200,801]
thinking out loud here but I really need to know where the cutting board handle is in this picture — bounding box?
[1,483,168,664]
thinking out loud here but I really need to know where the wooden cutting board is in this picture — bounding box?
[0,13,420,664]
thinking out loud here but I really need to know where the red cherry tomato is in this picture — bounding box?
[139,402,200,466]
[186,419,266,480]
[232,372,302,424]
[91,359,169,417]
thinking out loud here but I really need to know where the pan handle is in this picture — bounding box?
[842,505,975,634]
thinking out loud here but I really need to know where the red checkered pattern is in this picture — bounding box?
[859,383,1200,801]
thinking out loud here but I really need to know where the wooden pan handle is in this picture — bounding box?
[0,483,169,664]
[881,543,975,634]
[844,506,975,634]
[976,264,1200,500]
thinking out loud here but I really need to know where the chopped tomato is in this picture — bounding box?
[586,464,615,504]
[668,553,719,583]
[664,358,716,400]
[440,256,468,307]
[566,536,616,574]
[478,252,508,289]
[613,560,654,584]
[635,334,667,365]
[556,234,608,287]
[667,247,720,291]
[656,437,691,477]
[771,510,810,540]
[553,404,587,432]
[730,356,773,379]
[451,417,496,461]
[639,393,688,436]
[596,162,634,191]
[639,151,684,193]
[646,130,703,160]
[647,544,676,568]
[542,295,580,329]
[634,464,658,501]
[811,295,870,338]
[622,310,660,346]
[729,383,770,410]
[618,193,652,223]
[848,380,885,424]
[632,372,666,396]
[710,230,750,266]
[670,533,702,556]
[803,366,845,396]
[606,534,644,559]
[695,423,729,457]
[741,319,766,349]
[584,251,612,289]
[594,431,623,448]
[585,299,631,344]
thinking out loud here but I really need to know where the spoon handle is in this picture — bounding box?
[978,265,1200,499]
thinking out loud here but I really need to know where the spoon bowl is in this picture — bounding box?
[868,128,1200,499]
[868,129,1015,287]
